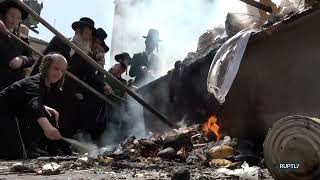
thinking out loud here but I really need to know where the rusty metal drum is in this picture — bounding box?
[263,115,320,180]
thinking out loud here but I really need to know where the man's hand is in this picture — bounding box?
[44,126,62,140]
[44,106,60,127]
[9,57,24,70]
[0,20,6,34]
[104,84,113,95]
[37,117,62,140]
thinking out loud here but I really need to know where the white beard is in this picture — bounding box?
[72,34,91,54]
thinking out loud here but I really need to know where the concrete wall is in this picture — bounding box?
[138,8,320,142]
[222,8,320,141]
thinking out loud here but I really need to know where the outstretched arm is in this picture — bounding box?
[37,117,62,140]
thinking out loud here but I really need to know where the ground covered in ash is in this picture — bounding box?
[0,159,273,180]
[0,126,274,179]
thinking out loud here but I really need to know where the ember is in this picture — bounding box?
[202,115,221,140]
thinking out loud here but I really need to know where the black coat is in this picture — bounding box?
[66,53,108,140]
[31,35,72,75]
[32,36,105,93]
[129,52,159,84]
[68,52,106,94]
[0,74,57,159]
[0,33,34,90]
[33,36,107,138]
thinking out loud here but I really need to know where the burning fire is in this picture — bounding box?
[202,115,221,140]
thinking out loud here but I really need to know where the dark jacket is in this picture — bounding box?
[129,52,159,84]
[31,35,71,75]
[0,74,56,159]
[0,33,34,90]
[34,36,107,139]
[68,52,106,94]
[106,75,127,99]
[32,36,106,93]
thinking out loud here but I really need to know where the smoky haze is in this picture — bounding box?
[102,0,298,145]
[110,0,256,77]
[105,0,255,145]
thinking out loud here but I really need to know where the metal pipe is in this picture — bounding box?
[11,0,175,128]
[7,30,118,108]
[240,0,273,13]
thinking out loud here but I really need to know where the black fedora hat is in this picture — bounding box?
[142,29,161,42]
[0,0,28,20]
[115,52,131,74]
[96,28,109,53]
[72,17,96,32]
[115,52,131,65]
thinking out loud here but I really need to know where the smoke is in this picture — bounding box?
[103,0,301,144]
[111,0,299,77]
[62,137,99,158]
[106,0,252,142]
[110,0,241,76]
[99,94,147,146]
[123,95,146,138]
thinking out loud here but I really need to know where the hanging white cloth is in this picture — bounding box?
[207,29,257,104]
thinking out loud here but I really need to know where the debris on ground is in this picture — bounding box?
[36,162,61,175]
[10,162,35,173]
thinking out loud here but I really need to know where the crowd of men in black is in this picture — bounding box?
[0,1,161,159]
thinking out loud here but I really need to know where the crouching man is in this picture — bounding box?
[0,53,67,159]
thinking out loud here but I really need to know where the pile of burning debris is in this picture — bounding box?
[1,116,273,179]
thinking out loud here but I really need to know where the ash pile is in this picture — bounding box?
[1,120,272,180]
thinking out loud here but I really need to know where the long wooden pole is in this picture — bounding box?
[11,0,175,128]
[7,30,118,107]
[240,0,273,13]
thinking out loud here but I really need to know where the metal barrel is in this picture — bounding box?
[264,115,320,180]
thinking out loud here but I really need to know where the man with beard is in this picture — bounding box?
[31,17,94,74]
[31,18,112,154]
[80,27,111,142]
[129,29,161,87]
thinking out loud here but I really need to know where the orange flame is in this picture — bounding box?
[202,115,221,140]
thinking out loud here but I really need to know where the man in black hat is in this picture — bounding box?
[129,29,161,86]
[80,27,111,141]
[29,18,111,152]
[31,17,112,95]
[30,17,96,70]
[92,27,109,66]
[108,52,130,96]
[0,0,34,90]
[103,52,130,143]
[0,0,28,32]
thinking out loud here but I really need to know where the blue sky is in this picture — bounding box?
[29,0,250,72]
[30,0,114,49]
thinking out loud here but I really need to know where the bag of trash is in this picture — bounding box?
[197,25,227,52]
[278,0,300,16]
[207,29,256,104]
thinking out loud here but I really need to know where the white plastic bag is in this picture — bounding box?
[207,29,255,104]
[216,161,259,180]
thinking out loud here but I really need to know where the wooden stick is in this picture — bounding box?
[240,0,273,13]
[12,0,175,128]
[7,30,118,108]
